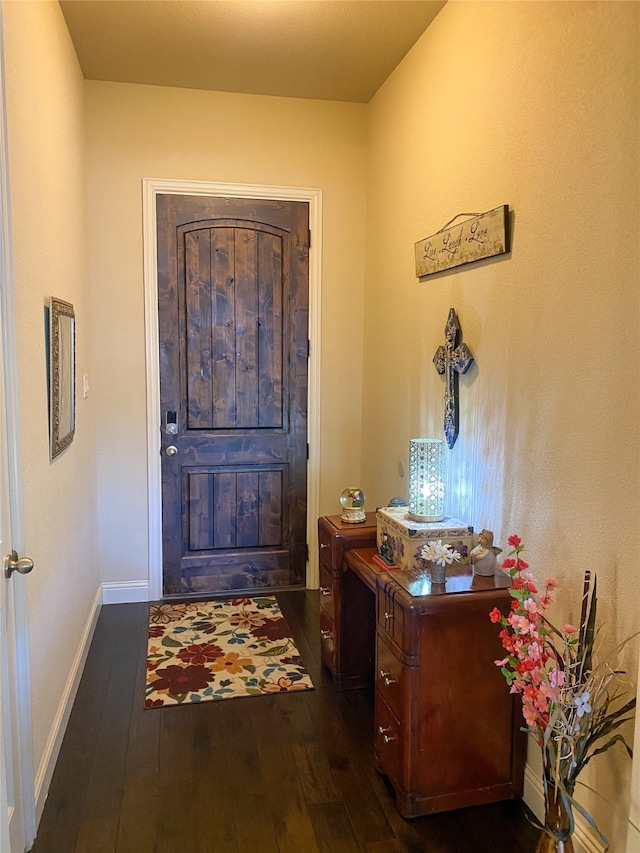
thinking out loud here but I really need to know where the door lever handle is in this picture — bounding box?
[4,550,34,579]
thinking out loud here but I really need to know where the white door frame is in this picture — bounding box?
[0,1,36,848]
[142,178,322,601]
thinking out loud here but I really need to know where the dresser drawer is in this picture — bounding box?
[318,519,335,567]
[319,608,336,672]
[376,632,409,722]
[318,563,335,619]
[377,581,407,651]
[374,692,403,787]
[318,516,338,568]
[318,514,377,572]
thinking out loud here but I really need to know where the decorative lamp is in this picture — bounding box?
[408,438,445,522]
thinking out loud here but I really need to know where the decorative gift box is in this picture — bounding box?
[376,506,475,570]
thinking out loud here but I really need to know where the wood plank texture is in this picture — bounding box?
[210,228,236,429]
[186,467,284,552]
[158,196,308,596]
[258,232,283,428]
[185,229,214,429]
[30,594,540,853]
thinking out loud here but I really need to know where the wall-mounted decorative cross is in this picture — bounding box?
[433,308,474,449]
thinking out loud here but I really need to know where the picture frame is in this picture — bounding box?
[49,297,75,460]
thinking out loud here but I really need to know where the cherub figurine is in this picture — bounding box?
[470,529,502,577]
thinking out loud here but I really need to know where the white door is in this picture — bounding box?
[0,395,29,853]
[0,2,35,849]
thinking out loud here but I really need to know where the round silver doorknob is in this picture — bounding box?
[4,550,34,579]
[166,445,178,456]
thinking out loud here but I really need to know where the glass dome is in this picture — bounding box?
[339,488,365,510]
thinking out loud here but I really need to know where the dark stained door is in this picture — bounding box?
[157,194,309,596]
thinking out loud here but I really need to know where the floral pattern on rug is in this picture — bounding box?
[145,596,314,707]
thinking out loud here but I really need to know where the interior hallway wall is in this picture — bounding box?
[361,2,639,848]
[84,81,368,589]
[3,0,100,808]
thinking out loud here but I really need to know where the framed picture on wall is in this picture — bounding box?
[49,297,75,460]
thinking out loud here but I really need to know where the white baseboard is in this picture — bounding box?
[523,763,606,853]
[34,585,102,822]
[101,580,150,604]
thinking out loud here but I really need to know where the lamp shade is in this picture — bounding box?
[408,438,445,522]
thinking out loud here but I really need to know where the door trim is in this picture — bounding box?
[143,179,322,600]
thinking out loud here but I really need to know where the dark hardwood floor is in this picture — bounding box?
[30,591,539,853]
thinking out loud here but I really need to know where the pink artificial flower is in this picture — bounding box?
[544,577,558,590]
[536,681,552,703]
[562,623,577,634]
[489,607,503,623]
[527,640,543,661]
[523,598,538,616]
[508,613,532,634]
[513,637,526,656]
[549,667,565,689]
[522,702,537,727]
[494,657,509,667]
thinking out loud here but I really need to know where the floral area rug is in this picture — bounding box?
[145,596,314,708]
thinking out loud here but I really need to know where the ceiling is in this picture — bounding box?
[59,0,446,104]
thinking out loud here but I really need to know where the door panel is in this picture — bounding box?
[157,195,309,596]
[185,466,283,550]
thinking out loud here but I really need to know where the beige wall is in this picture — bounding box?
[362,1,639,847]
[84,81,368,584]
[3,0,99,787]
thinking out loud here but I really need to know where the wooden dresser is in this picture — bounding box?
[346,547,525,818]
[317,513,377,689]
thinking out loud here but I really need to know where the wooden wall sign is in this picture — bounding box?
[415,205,509,278]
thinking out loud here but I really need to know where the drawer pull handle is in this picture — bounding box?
[321,629,332,640]
[320,586,331,596]
[378,726,396,744]
[384,611,394,623]
[379,670,397,686]
[320,543,329,549]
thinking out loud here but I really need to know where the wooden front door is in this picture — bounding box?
[157,194,309,596]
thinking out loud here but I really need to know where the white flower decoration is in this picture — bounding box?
[421,540,461,567]
[574,691,592,719]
